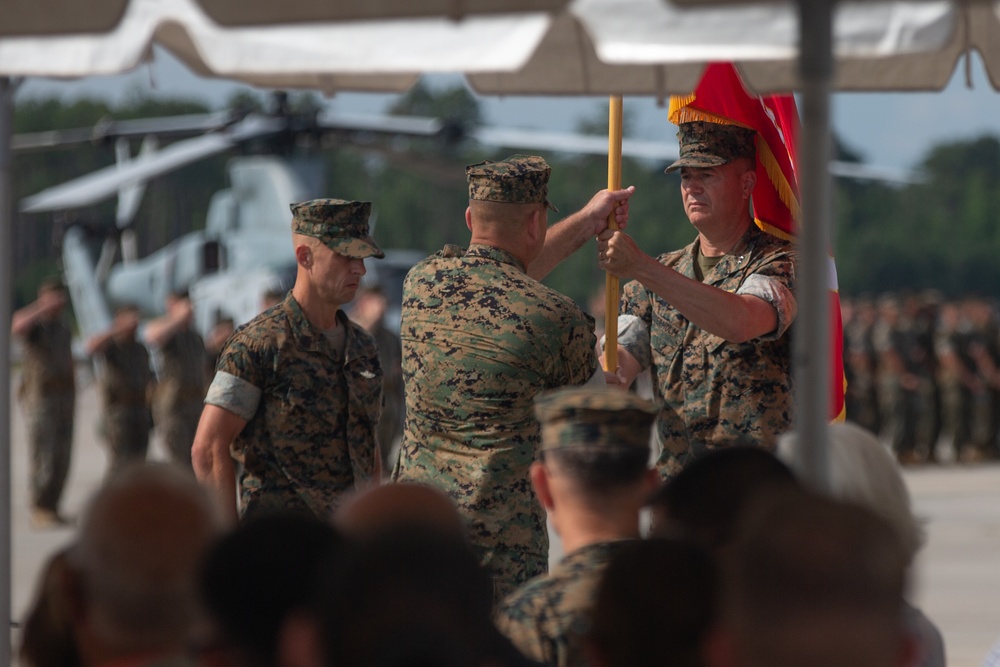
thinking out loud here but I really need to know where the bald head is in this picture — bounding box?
[71,464,221,653]
[334,483,467,542]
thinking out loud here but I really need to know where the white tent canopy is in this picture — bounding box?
[0,0,570,37]
[580,0,1000,92]
[469,0,966,97]
[0,0,559,94]
[0,0,981,97]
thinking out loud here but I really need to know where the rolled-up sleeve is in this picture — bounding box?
[205,371,261,421]
[737,273,797,340]
[601,316,653,372]
[205,330,267,420]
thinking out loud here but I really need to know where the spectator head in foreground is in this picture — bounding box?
[65,463,221,667]
[647,445,798,553]
[317,526,533,667]
[707,490,916,667]
[586,538,717,667]
[777,421,925,564]
[532,386,661,547]
[777,421,944,667]
[333,481,467,542]
[19,548,79,667]
[198,511,345,667]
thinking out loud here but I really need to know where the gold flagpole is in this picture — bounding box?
[604,96,623,373]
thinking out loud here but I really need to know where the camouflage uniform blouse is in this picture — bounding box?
[98,339,152,410]
[495,540,638,667]
[618,224,796,479]
[19,319,76,402]
[206,293,382,520]
[153,328,208,412]
[394,244,598,576]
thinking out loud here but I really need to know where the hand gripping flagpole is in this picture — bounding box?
[604,96,623,373]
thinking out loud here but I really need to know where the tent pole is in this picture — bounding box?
[794,0,834,488]
[0,75,17,667]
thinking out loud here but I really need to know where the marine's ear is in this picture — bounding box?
[525,205,544,246]
[741,168,757,199]
[529,460,555,511]
[294,243,312,269]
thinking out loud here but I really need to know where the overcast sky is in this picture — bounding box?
[16,47,1000,172]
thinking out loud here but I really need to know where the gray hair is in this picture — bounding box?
[776,422,926,563]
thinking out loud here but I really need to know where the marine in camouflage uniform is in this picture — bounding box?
[395,155,634,602]
[843,296,882,434]
[85,306,154,479]
[12,281,75,526]
[146,292,208,471]
[495,387,658,667]
[873,295,937,464]
[935,301,980,460]
[966,297,1000,460]
[599,122,797,480]
[194,199,383,523]
[350,285,404,474]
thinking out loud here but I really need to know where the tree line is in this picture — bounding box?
[10,85,1000,313]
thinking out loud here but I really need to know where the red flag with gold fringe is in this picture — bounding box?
[668,63,846,421]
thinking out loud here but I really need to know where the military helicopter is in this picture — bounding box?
[17,90,917,344]
[16,92,452,342]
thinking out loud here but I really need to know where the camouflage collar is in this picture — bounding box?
[465,243,527,274]
[282,293,362,362]
[564,538,640,560]
[692,223,767,283]
[282,292,312,337]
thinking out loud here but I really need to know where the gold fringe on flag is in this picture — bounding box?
[754,218,795,242]
[667,100,754,130]
[756,139,800,221]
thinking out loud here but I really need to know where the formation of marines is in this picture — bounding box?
[843,291,1000,464]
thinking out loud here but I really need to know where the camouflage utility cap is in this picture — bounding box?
[665,121,756,173]
[467,155,559,212]
[535,386,660,451]
[290,199,384,259]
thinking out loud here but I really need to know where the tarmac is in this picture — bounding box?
[8,373,1000,667]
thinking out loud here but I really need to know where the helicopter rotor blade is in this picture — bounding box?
[470,126,920,184]
[826,161,921,185]
[470,126,681,162]
[115,135,158,231]
[316,110,443,137]
[12,110,238,152]
[21,114,284,213]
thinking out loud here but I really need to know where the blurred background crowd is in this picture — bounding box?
[842,292,1000,465]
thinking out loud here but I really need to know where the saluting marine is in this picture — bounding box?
[12,279,76,527]
[86,305,154,479]
[145,290,208,471]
